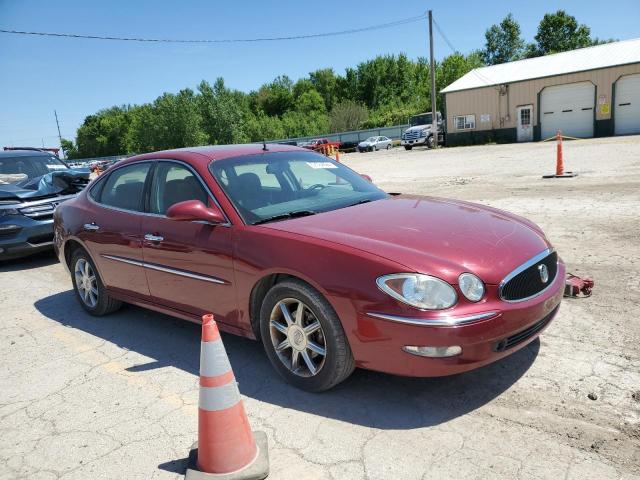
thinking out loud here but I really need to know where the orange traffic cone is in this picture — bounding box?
[543,130,577,178]
[185,314,269,480]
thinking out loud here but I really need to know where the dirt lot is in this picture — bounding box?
[1,136,639,479]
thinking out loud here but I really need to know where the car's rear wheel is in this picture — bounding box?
[71,249,122,316]
[260,280,355,391]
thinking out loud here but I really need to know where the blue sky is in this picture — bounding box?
[1,0,638,150]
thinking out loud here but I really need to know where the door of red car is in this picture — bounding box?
[140,160,237,323]
[81,161,152,299]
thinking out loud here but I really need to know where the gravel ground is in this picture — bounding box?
[1,136,639,479]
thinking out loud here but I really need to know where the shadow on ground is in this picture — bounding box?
[0,250,58,272]
[35,290,539,430]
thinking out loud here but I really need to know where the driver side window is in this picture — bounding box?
[149,162,209,215]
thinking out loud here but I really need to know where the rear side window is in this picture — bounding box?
[98,163,150,212]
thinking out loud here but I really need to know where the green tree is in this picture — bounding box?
[255,75,294,117]
[329,100,368,132]
[60,138,78,159]
[75,106,133,157]
[482,14,525,65]
[526,10,593,57]
[309,68,338,111]
[198,78,250,144]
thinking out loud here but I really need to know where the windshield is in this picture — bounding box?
[209,151,388,224]
[364,137,377,142]
[409,113,432,127]
[0,155,68,185]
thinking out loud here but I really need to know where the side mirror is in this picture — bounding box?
[166,200,225,224]
[360,173,373,183]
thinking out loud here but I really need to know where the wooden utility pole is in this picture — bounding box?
[428,10,438,148]
[54,110,64,157]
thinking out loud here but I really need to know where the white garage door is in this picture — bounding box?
[615,73,640,135]
[541,82,595,139]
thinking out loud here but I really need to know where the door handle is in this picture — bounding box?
[83,223,100,231]
[144,233,164,242]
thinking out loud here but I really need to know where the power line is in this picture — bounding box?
[0,13,426,44]
[432,19,458,54]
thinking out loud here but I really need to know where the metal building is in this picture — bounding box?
[441,38,640,146]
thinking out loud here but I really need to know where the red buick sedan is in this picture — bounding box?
[54,144,564,391]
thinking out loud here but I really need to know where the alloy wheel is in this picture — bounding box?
[269,298,327,377]
[74,258,98,308]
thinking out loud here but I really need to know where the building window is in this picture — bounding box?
[454,115,476,130]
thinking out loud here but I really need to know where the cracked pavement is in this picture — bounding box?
[1,136,639,479]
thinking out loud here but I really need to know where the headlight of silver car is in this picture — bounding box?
[458,273,485,302]
[376,273,457,310]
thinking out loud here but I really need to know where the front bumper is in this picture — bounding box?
[350,262,565,377]
[401,137,427,146]
[0,218,55,260]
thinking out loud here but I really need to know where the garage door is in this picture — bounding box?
[541,82,595,139]
[615,74,640,135]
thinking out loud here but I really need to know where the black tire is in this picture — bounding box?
[386,144,391,150]
[426,135,435,149]
[259,279,355,392]
[70,248,122,316]
[404,145,413,151]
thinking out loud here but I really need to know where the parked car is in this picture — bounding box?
[302,138,341,152]
[402,111,445,150]
[0,148,89,260]
[301,138,330,150]
[54,144,564,391]
[358,136,393,152]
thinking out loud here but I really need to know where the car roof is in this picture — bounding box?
[127,143,308,166]
[0,149,57,158]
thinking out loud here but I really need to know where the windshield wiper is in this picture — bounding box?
[252,210,317,225]
[344,199,373,208]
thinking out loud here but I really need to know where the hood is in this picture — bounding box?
[358,141,373,146]
[405,125,431,133]
[262,195,550,285]
[0,169,90,202]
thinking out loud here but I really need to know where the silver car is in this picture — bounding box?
[357,136,393,152]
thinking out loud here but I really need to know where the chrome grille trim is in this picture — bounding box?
[499,248,558,303]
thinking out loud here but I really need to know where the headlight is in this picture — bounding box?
[0,208,20,217]
[377,273,457,310]
[458,273,485,302]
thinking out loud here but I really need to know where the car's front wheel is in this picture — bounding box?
[260,279,355,391]
[71,249,122,316]
[404,145,413,150]
[386,144,391,150]
[427,135,435,149]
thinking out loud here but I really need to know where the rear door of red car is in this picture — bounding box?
[140,160,236,322]
[81,161,152,299]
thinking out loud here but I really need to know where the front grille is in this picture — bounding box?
[404,131,421,140]
[500,251,558,301]
[494,305,559,352]
[18,203,55,220]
